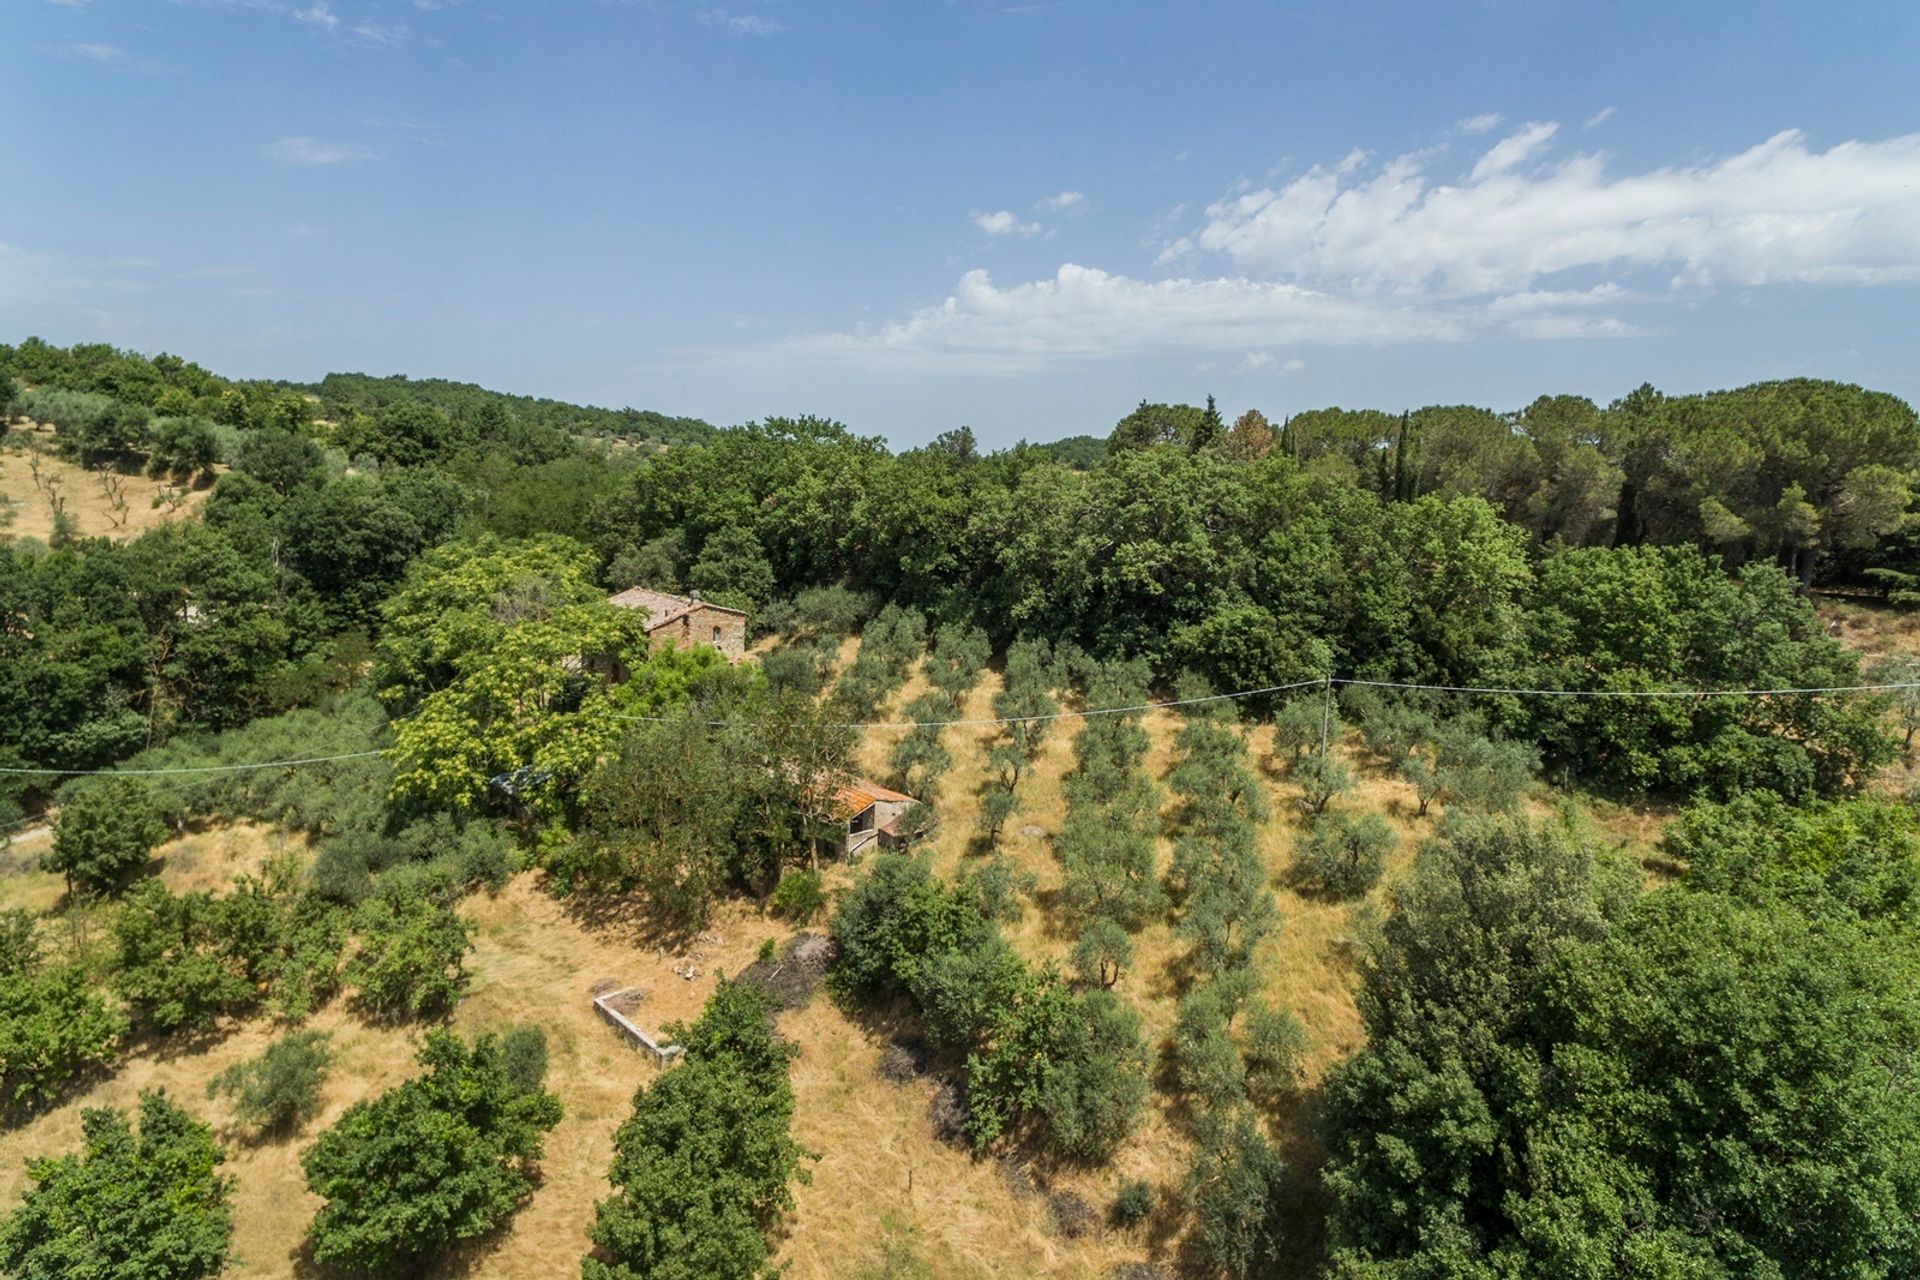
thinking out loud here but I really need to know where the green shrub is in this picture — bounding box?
[768,869,826,921]
[1111,1178,1154,1226]
[1242,1002,1307,1096]
[0,910,38,977]
[208,1030,334,1134]
[761,641,830,698]
[499,1026,549,1096]
[1070,916,1132,988]
[0,966,125,1113]
[1187,1108,1289,1279]
[828,853,994,1004]
[112,881,258,1033]
[0,1091,232,1280]
[956,855,1033,924]
[1169,986,1249,1109]
[793,585,874,636]
[585,982,808,1280]
[44,778,167,897]
[303,1029,562,1273]
[1292,752,1353,815]
[966,982,1148,1161]
[1293,810,1396,898]
[345,887,472,1019]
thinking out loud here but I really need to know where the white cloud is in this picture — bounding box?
[1235,352,1307,374]
[972,209,1043,238]
[1037,190,1088,215]
[1468,120,1559,180]
[797,124,1920,370]
[265,135,375,165]
[787,265,1466,372]
[702,9,785,35]
[1458,112,1504,135]
[1585,106,1616,129]
[352,20,408,44]
[1195,125,1920,294]
[68,42,172,73]
[294,2,338,30]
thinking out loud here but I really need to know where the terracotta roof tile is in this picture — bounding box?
[830,777,915,820]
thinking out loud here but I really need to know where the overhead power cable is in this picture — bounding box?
[0,750,388,778]
[3,674,1913,779]
[613,674,1919,732]
[1335,677,1920,699]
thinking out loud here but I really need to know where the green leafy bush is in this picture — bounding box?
[44,778,168,897]
[1187,1107,1290,1280]
[208,1030,334,1134]
[768,869,825,921]
[0,1091,232,1280]
[1242,1002,1307,1096]
[112,881,258,1033]
[302,1029,562,1272]
[345,886,472,1019]
[0,966,125,1113]
[585,982,809,1280]
[1293,810,1396,898]
[1111,1178,1154,1226]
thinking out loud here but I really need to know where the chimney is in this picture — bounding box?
[689,590,701,602]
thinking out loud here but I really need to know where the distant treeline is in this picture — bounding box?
[301,372,715,448]
[0,337,714,453]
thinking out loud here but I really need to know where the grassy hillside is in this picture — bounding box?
[0,634,1682,1279]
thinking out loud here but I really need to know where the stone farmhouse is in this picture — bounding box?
[606,587,747,662]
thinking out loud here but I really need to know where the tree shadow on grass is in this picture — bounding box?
[549,879,702,953]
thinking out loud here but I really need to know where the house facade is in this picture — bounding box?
[606,587,748,662]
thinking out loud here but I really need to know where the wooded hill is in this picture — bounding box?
[4,335,1920,1279]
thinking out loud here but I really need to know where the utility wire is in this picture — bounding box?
[4,675,1914,778]
[0,750,388,778]
[613,674,1918,732]
[1336,677,1920,699]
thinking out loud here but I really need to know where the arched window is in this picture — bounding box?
[712,625,723,642]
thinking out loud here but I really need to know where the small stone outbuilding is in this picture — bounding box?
[607,587,747,663]
[833,778,915,858]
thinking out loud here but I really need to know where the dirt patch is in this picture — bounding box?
[877,1038,930,1084]
[1816,596,1920,664]
[927,1081,970,1146]
[737,931,836,1011]
[1048,1191,1098,1240]
[1109,1264,1172,1280]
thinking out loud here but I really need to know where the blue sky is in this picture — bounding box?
[4,1,1918,446]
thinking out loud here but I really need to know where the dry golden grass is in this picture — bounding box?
[0,824,63,917]
[1815,596,1920,665]
[0,425,216,544]
[0,636,1724,1280]
[154,821,308,896]
[0,869,796,1279]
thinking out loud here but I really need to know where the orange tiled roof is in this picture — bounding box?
[831,777,915,819]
